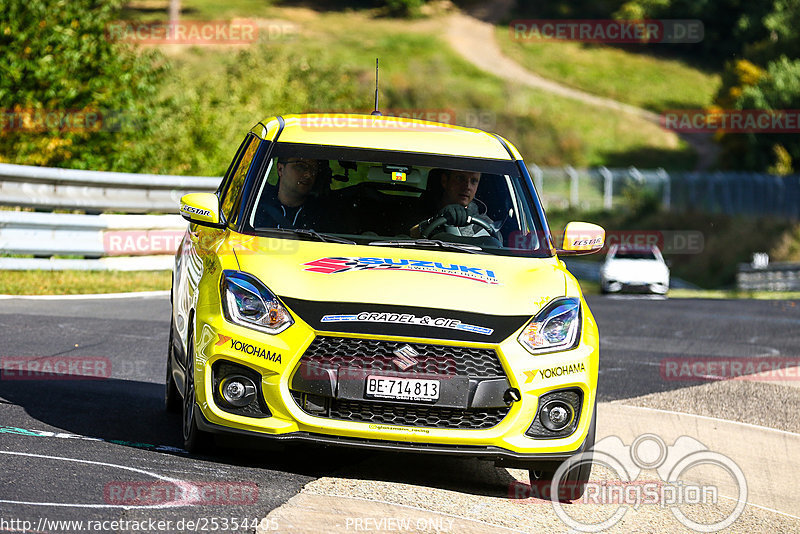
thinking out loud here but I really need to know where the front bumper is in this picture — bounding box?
[194,407,595,468]
[602,278,669,294]
[192,307,599,461]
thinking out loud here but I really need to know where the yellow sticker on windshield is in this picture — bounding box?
[392,171,406,181]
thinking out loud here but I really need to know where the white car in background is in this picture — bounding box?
[600,245,670,295]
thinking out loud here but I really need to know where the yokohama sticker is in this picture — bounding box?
[524,362,586,383]
[219,334,282,364]
[303,257,499,284]
[321,311,494,335]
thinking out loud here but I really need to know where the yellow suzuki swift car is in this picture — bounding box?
[167,113,604,497]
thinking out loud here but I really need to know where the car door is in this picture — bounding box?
[172,135,261,376]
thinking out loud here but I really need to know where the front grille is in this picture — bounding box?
[301,336,505,377]
[292,392,509,430]
[291,337,510,430]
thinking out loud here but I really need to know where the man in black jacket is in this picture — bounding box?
[413,169,498,241]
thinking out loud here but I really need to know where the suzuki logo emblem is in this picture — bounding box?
[392,344,420,371]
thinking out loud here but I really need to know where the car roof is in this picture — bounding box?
[610,244,660,255]
[251,114,523,161]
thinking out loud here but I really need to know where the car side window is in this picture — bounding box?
[216,136,250,198]
[220,137,260,225]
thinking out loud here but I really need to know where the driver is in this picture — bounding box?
[412,169,496,238]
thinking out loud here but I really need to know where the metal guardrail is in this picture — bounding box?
[737,262,800,292]
[2,161,800,271]
[0,162,215,270]
[0,210,187,271]
[0,162,219,213]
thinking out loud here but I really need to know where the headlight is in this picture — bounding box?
[518,297,581,354]
[220,271,293,334]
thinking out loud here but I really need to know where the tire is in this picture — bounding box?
[182,329,213,453]
[529,402,597,501]
[165,327,181,413]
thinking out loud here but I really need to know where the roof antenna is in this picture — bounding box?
[371,58,382,116]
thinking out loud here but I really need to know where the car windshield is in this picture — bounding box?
[243,143,551,257]
[614,249,657,260]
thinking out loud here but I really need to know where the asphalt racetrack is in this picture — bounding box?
[1,294,798,533]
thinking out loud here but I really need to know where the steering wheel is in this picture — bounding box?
[421,215,496,239]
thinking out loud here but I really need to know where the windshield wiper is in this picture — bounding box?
[367,239,485,254]
[268,228,356,245]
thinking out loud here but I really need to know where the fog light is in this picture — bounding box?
[220,375,257,408]
[541,400,573,431]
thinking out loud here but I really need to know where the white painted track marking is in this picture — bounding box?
[0,450,198,509]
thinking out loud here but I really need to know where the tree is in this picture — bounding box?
[718,57,800,172]
[0,0,167,171]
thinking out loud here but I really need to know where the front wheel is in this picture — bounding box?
[529,403,596,501]
[182,330,213,453]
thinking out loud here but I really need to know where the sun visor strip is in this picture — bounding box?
[279,297,530,343]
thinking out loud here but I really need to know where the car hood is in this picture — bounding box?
[229,237,568,318]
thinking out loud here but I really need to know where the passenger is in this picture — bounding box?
[255,158,327,229]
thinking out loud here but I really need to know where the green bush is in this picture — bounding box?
[383,0,426,17]
[146,45,369,175]
[0,0,166,171]
[718,57,800,172]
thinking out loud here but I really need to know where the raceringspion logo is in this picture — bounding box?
[511,433,747,532]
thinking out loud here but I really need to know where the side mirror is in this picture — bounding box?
[556,222,605,255]
[180,193,225,229]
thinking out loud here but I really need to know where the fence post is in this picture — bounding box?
[599,166,613,210]
[530,163,543,194]
[566,166,578,208]
[657,168,670,210]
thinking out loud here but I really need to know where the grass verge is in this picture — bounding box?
[495,26,721,114]
[580,282,800,300]
[0,270,171,295]
[129,7,694,175]
[669,289,800,300]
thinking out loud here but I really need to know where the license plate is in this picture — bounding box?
[365,375,440,402]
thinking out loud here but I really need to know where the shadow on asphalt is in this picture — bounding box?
[0,375,519,497]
